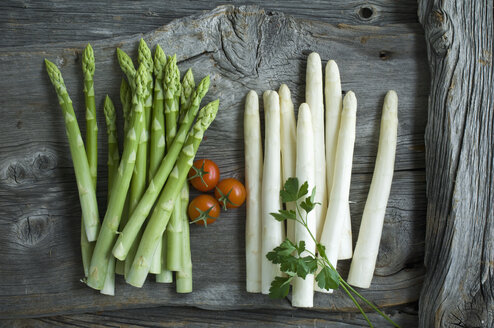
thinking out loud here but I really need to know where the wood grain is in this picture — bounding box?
[0,0,420,47]
[0,304,419,327]
[418,1,494,327]
[0,4,427,320]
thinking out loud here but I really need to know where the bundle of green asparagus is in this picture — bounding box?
[45,39,219,295]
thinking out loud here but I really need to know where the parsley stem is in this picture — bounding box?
[340,280,400,328]
[301,203,400,328]
[275,180,401,328]
[340,282,373,328]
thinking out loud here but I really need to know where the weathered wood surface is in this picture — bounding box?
[0,304,419,327]
[0,3,428,323]
[418,1,494,327]
[1,0,420,47]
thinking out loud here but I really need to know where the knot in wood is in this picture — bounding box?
[216,10,263,77]
[33,152,57,174]
[4,161,27,185]
[16,214,51,246]
[427,9,452,57]
[358,6,375,21]
[2,150,57,186]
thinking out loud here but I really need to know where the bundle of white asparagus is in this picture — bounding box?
[244,53,398,307]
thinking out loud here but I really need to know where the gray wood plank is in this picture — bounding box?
[0,5,427,319]
[0,0,419,47]
[0,304,419,327]
[418,1,494,327]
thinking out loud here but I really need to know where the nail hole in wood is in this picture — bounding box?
[359,6,374,20]
[379,51,390,60]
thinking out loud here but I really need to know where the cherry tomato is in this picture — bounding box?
[188,159,220,192]
[214,178,246,210]
[188,194,221,226]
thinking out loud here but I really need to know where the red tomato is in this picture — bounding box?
[214,178,246,210]
[188,194,221,226]
[187,159,220,192]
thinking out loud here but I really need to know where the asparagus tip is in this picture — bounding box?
[153,44,167,76]
[325,60,340,82]
[279,84,290,98]
[343,91,357,112]
[82,44,95,77]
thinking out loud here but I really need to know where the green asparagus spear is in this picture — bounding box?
[117,48,136,92]
[80,219,94,277]
[149,45,167,275]
[164,55,184,271]
[149,44,167,181]
[138,39,154,150]
[101,95,119,296]
[163,54,181,147]
[166,68,196,272]
[179,68,195,121]
[120,78,132,136]
[155,233,173,282]
[138,39,153,74]
[124,39,155,278]
[126,99,220,287]
[45,59,100,242]
[162,68,196,275]
[116,77,133,276]
[112,76,210,261]
[129,39,154,213]
[138,39,154,153]
[103,95,120,194]
[79,44,98,277]
[101,256,116,295]
[176,182,192,293]
[166,200,183,271]
[82,44,98,186]
[86,64,150,290]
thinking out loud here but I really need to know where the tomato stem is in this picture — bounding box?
[190,205,217,227]
[187,161,210,188]
[215,186,239,210]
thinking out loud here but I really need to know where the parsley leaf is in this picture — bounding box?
[267,239,318,280]
[296,240,306,255]
[300,186,318,213]
[266,239,297,263]
[280,209,297,220]
[270,212,287,222]
[280,177,299,202]
[316,243,327,259]
[297,181,309,200]
[269,276,292,299]
[296,255,318,279]
[315,266,340,291]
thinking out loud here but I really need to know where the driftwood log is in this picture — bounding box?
[418,1,494,327]
[0,2,430,326]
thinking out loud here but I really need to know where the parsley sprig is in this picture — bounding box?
[267,177,400,328]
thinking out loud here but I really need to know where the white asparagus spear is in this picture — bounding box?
[279,84,297,243]
[261,90,284,294]
[292,103,316,308]
[244,90,263,293]
[338,207,353,259]
[347,90,398,288]
[324,60,353,259]
[306,52,327,241]
[317,91,357,293]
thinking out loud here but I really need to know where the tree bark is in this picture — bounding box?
[418,0,494,327]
